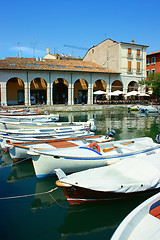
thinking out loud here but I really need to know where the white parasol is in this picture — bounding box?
[125,91,139,97]
[93,90,107,95]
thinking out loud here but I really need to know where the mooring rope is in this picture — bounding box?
[0,157,30,168]
[0,187,58,200]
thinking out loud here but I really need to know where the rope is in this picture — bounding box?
[0,187,58,200]
[0,157,30,168]
[49,193,69,209]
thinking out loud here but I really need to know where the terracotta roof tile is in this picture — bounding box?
[0,57,118,74]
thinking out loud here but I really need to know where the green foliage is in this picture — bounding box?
[147,73,160,97]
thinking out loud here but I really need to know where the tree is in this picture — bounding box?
[139,73,160,98]
[147,73,160,98]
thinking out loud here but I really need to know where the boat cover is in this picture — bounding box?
[56,153,160,193]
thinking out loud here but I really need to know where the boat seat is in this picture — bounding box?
[48,141,79,148]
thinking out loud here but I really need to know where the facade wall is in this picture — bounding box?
[84,39,120,71]
[0,69,120,106]
[146,52,160,75]
[84,39,148,94]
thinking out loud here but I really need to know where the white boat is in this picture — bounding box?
[139,105,158,113]
[0,118,96,131]
[0,129,94,150]
[111,191,160,240]
[5,134,112,162]
[28,137,160,178]
[55,152,160,205]
[0,127,87,136]
[0,113,59,123]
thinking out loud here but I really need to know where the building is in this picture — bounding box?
[0,39,148,106]
[146,51,160,76]
[84,38,148,93]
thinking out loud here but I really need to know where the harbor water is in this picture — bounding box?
[0,109,160,240]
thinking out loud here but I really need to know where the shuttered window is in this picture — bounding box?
[137,49,140,59]
[128,48,132,58]
[128,61,132,72]
[137,62,140,73]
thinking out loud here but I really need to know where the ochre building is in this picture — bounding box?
[0,39,148,106]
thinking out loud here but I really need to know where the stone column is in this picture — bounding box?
[68,85,74,105]
[24,72,31,106]
[88,74,93,104]
[47,72,53,105]
[1,82,7,106]
[68,73,74,105]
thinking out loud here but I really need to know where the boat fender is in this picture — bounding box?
[88,142,100,153]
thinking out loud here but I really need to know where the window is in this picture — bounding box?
[26,64,31,66]
[75,66,83,69]
[146,58,149,66]
[151,69,156,74]
[34,64,39,66]
[10,63,16,66]
[137,62,141,74]
[146,70,150,76]
[128,48,132,58]
[57,65,65,68]
[92,49,94,53]
[127,61,132,73]
[48,65,54,67]
[137,49,141,59]
[151,57,156,65]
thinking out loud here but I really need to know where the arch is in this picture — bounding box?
[53,78,68,104]
[93,79,106,91]
[74,79,88,104]
[7,77,24,105]
[111,80,123,92]
[30,78,47,105]
[127,81,138,92]
[93,79,106,102]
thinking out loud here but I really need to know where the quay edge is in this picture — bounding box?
[0,104,130,113]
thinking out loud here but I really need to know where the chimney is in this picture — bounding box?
[131,39,134,44]
[46,47,50,54]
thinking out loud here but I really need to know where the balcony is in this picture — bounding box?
[136,54,142,60]
[136,69,142,75]
[127,53,133,59]
[127,68,133,74]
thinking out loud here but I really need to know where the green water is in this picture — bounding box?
[0,110,160,240]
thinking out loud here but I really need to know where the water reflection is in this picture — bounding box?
[31,176,66,211]
[58,194,155,240]
[0,109,160,240]
[61,110,160,141]
[7,158,35,183]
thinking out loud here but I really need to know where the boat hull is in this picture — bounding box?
[56,181,160,205]
[32,154,108,178]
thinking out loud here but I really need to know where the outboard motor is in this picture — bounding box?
[106,128,116,137]
[155,134,160,144]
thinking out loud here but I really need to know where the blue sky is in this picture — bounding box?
[0,0,159,59]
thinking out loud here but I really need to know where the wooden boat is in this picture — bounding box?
[0,127,88,136]
[0,119,96,131]
[0,129,94,151]
[28,137,160,178]
[5,135,112,162]
[55,152,160,205]
[0,113,59,123]
[111,191,160,240]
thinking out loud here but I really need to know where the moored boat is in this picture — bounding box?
[28,137,160,178]
[55,152,160,205]
[0,113,59,122]
[5,134,112,162]
[111,191,160,240]
[0,118,96,131]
